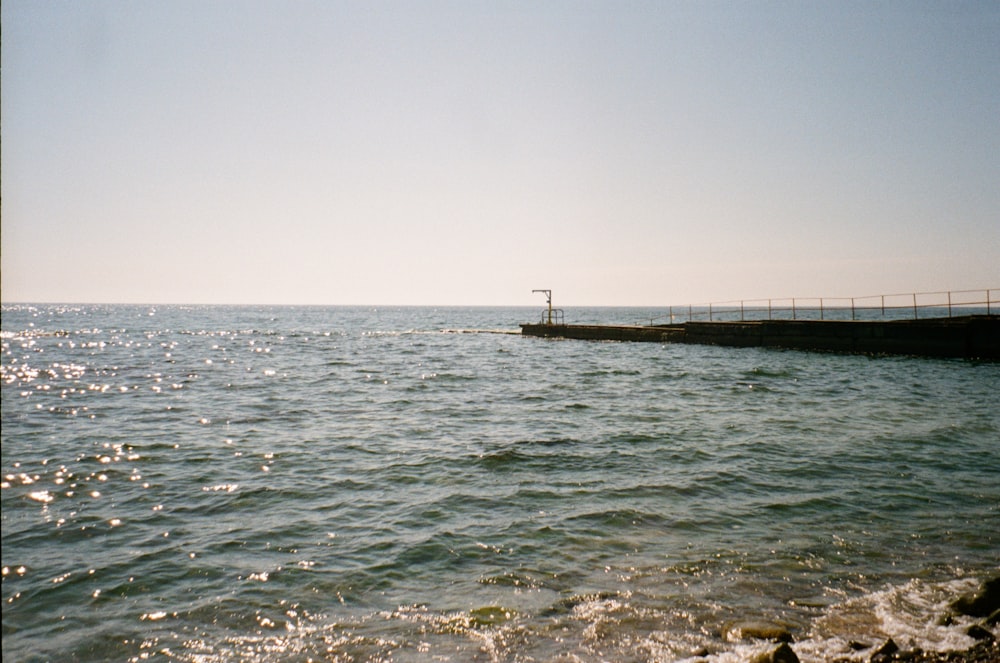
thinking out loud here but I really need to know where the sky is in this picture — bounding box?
[2,1,998,307]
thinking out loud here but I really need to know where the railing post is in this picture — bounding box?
[881,295,885,317]
[768,299,772,320]
[688,305,692,322]
[820,298,824,321]
[989,290,992,315]
[741,300,745,321]
[669,305,673,323]
[709,303,713,322]
[913,293,917,319]
[948,291,952,318]
[792,299,797,320]
[851,298,856,321]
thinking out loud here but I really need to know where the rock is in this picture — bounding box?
[771,642,799,663]
[870,638,898,663]
[967,624,995,642]
[849,640,872,651]
[868,641,928,663]
[951,577,1000,618]
[750,642,799,663]
[725,621,795,643]
[987,608,1000,627]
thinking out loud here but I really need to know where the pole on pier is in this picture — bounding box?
[532,289,553,325]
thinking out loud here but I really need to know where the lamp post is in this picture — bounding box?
[532,289,553,325]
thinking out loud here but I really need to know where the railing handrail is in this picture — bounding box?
[539,308,565,325]
[644,288,997,325]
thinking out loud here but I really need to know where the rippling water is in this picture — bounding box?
[2,304,998,662]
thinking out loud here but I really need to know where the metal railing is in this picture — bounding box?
[645,288,997,325]
[538,308,565,325]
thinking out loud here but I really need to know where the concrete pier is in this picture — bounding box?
[520,315,1000,360]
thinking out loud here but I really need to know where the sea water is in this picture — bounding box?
[2,304,998,662]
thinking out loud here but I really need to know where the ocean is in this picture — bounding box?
[2,304,998,662]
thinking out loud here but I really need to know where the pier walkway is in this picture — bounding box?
[520,316,999,359]
[520,289,999,359]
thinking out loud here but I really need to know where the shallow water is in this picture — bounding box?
[2,304,998,662]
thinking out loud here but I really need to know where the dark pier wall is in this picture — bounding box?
[520,316,1000,360]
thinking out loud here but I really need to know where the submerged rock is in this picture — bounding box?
[967,624,995,642]
[539,591,617,616]
[467,605,515,626]
[951,577,1000,618]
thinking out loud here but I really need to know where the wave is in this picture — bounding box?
[24,571,988,663]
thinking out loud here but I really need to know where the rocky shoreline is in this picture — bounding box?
[875,639,999,662]
[706,577,1000,663]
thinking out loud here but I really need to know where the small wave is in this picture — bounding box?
[515,436,583,448]
[474,439,588,470]
[745,366,796,379]
[479,570,554,590]
[565,508,675,530]
[440,328,520,335]
[476,448,530,469]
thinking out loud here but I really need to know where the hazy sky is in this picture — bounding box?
[2,1,998,306]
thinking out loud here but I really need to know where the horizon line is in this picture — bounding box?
[3,286,997,312]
